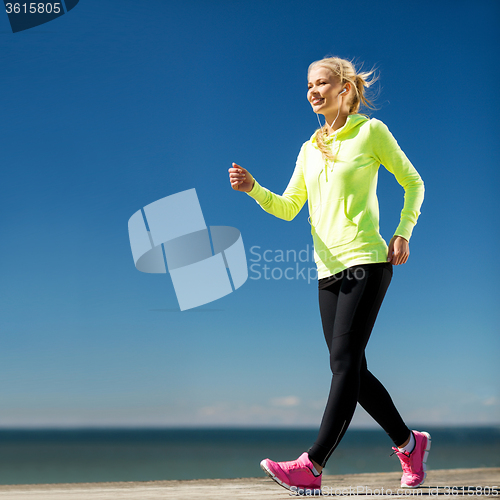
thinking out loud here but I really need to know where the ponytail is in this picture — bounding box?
[309,57,378,160]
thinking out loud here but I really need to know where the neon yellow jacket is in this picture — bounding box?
[246,114,425,279]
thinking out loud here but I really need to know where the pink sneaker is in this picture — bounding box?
[260,452,321,493]
[392,431,431,488]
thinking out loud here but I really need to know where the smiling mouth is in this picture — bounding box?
[311,98,324,105]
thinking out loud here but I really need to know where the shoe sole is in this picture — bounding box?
[401,431,432,489]
[260,459,292,491]
[260,460,322,496]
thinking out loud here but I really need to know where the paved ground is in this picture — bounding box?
[0,468,498,499]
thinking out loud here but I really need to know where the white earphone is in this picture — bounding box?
[339,88,348,95]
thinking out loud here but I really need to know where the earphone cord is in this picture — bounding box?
[309,93,344,227]
[307,169,324,227]
[316,93,343,136]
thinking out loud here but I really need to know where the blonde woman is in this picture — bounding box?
[228,56,428,493]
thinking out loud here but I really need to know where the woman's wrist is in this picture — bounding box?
[393,234,408,242]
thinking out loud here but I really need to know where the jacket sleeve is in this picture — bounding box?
[246,144,308,221]
[370,120,425,241]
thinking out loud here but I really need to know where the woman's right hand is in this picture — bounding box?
[228,163,255,193]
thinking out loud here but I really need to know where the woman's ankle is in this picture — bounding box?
[310,458,323,474]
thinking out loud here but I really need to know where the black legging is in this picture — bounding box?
[307,262,411,467]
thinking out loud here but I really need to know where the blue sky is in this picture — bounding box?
[0,0,498,430]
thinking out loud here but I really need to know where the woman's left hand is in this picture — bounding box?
[387,236,409,265]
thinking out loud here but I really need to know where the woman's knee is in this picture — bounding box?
[330,352,363,376]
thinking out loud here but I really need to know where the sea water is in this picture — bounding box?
[0,427,498,485]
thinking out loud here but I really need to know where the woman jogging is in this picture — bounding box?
[228,56,428,493]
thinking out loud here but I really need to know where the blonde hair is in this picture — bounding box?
[308,56,378,161]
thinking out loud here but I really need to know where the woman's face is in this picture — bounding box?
[307,65,344,119]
